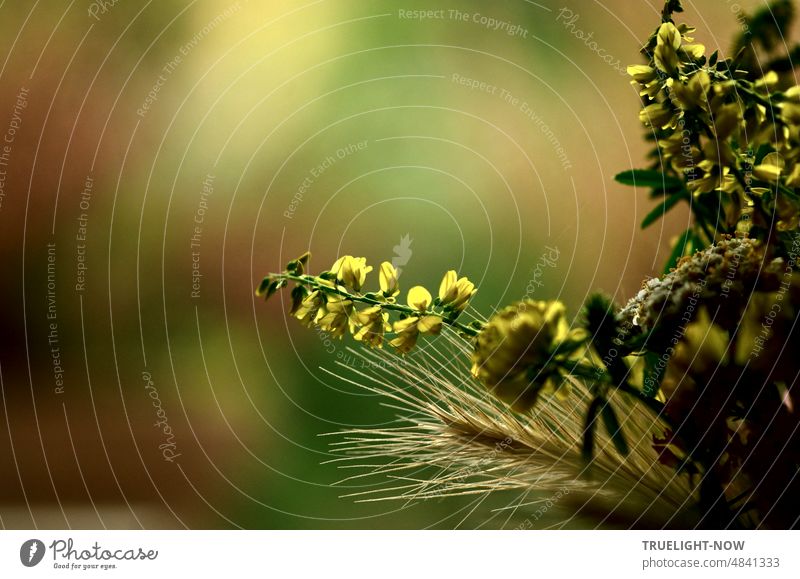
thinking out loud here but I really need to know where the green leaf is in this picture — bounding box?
[662,0,684,19]
[582,397,603,463]
[662,228,692,274]
[267,279,287,300]
[256,277,273,297]
[690,228,709,254]
[256,277,286,301]
[285,252,311,275]
[641,190,687,229]
[289,285,308,314]
[615,169,683,190]
[642,351,665,398]
[601,402,630,457]
[754,143,774,164]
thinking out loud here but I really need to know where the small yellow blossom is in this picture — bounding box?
[389,317,421,353]
[293,290,324,326]
[639,102,679,130]
[680,43,705,60]
[655,22,681,75]
[668,70,710,111]
[315,294,354,338]
[417,315,443,334]
[331,256,372,291]
[752,152,784,183]
[379,261,400,297]
[353,306,390,348]
[438,270,476,311]
[627,64,657,83]
[407,286,432,311]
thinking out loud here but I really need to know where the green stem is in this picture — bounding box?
[569,362,673,427]
[275,273,482,337]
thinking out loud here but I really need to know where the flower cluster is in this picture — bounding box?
[617,236,784,339]
[470,300,587,411]
[621,0,800,259]
[256,0,800,529]
[658,285,800,528]
[257,253,478,353]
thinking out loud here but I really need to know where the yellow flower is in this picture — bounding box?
[315,294,354,338]
[687,164,737,195]
[353,306,390,348]
[754,70,779,92]
[417,315,443,334]
[784,163,800,187]
[438,270,476,312]
[331,255,372,291]
[668,70,710,111]
[379,261,400,297]
[655,22,681,76]
[775,193,800,232]
[710,102,741,141]
[389,317,421,353]
[407,286,432,311]
[471,300,580,410]
[639,102,679,130]
[293,290,324,326]
[627,64,661,99]
[670,308,729,378]
[679,43,705,60]
[734,281,800,381]
[627,64,657,84]
[752,152,784,183]
[661,308,729,414]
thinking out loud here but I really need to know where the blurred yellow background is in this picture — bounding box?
[0,0,762,528]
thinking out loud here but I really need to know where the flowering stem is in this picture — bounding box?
[274,273,482,337]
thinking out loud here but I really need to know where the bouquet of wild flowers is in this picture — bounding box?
[259,0,800,529]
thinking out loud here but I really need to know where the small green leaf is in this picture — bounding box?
[266,279,287,300]
[662,228,692,274]
[289,285,307,314]
[641,190,687,229]
[642,351,665,398]
[709,50,718,67]
[689,229,708,254]
[601,402,630,457]
[615,169,683,190]
[662,0,684,18]
[256,277,273,297]
[582,397,603,463]
[285,252,311,275]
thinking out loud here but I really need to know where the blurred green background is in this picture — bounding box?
[0,0,761,528]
